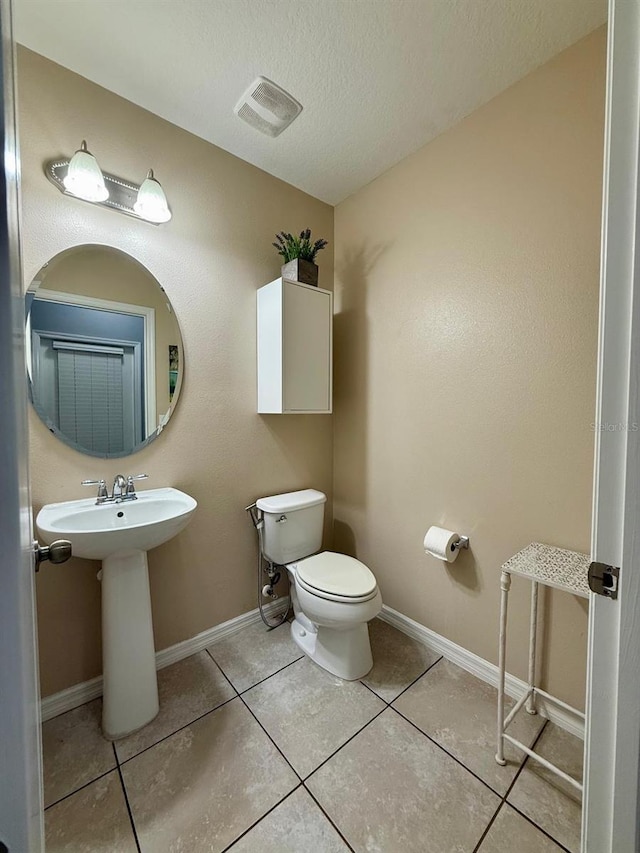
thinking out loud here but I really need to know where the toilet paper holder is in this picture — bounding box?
[423,526,470,563]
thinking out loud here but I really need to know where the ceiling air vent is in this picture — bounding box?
[234,77,302,138]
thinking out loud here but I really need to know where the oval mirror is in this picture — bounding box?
[26,245,184,458]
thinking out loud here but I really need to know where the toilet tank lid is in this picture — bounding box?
[256,488,327,514]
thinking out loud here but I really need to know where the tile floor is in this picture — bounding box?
[42,618,583,853]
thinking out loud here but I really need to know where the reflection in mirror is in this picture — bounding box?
[26,245,184,458]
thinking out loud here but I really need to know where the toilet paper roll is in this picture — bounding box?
[423,526,460,563]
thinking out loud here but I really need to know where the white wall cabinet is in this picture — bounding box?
[257,277,332,414]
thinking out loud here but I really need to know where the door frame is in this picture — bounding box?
[0,0,43,849]
[583,0,640,849]
[31,329,144,453]
[32,288,157,436]
[0,0,637,850]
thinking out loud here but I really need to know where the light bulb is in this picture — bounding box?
[63,141,108,202]
[134,169,171,223]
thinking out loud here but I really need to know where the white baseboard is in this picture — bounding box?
[42,598,584,740]
[379,605,585,740]
[41,675,105,723]
[40,599,289,722]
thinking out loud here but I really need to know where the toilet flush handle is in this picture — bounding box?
[276,514,287,523]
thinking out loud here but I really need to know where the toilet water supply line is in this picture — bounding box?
[245,503,290,629]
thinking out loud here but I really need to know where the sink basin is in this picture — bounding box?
[35,486,197,740]
[36,487,197,560]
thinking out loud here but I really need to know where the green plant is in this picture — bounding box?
[273,229,328,264]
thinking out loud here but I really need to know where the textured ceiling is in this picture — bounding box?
[15,0,606,205]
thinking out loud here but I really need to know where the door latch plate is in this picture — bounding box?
[588,561,620,599]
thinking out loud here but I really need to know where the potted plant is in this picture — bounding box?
[273,229,328,287]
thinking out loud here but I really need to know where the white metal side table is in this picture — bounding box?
[495,542,590,793]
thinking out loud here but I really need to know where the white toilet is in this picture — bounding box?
[256,488,382,680]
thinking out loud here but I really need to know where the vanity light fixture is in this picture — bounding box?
[45,144,172,225]
[133,170,172,223]
[63,140,109,202]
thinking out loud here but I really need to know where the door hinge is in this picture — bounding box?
[588,561,620,599]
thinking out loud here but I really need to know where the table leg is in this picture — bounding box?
[496,569,511,766]
[527,581,539,715]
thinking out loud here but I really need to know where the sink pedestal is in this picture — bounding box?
[36,487,197,739]
[101,549,159,739]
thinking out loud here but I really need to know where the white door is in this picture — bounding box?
[0,2,44,849]
[583,0,640,850]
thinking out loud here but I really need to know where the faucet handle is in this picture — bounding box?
[126,473,149,497]
[82,479,108,500]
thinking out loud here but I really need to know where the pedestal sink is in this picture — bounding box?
[36,487,197,739]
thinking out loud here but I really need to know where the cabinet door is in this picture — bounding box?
[282,282,332,412]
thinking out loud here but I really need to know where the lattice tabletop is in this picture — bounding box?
[501,542,590,598]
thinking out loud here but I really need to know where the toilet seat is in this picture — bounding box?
[293,551,378,602]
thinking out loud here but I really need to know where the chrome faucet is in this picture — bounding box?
[112,474,127,500]
[82,474,149,505]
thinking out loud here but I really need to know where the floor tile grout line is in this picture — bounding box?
[113,640,438,774]
[301,705,388,782]
[229,654,418,786]
[40,653,226,731]
[127,640,356,849]
[211,648,388,786]
[470,799,506,853]
[117,693,239,767]
[358,653,444,707]
[471,719,557,853]
[237,676,388,788]
[238,656,306,696]
[177,673,570,853]
[113,744,142,853]
[204,650,241,694]
[203,646,306,697]
[42,624,296,727]
[116,647,310,853]
[500,720,577,853]
[303,784,356,852]
[236,692,304,783]
[43,628,579,853]
[506,801,574,853]
[389,705,507,798]
[118,649,304,768]
[44,651,240,771]
[503,717,548,801]
[385,654,445,705]
[359,679,389,703]
[301,668,531,853]
[218,783,304,853]
[43,765,118,811]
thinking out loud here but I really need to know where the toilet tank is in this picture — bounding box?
[256,489,326,565]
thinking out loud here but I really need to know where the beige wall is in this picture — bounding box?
[18,47,334,697]
[34,245,182,426]
[333,28,605,710]
[22,27,604,705]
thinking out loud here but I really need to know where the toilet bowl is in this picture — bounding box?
[255,489,382,680]
[287,552,382,680]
